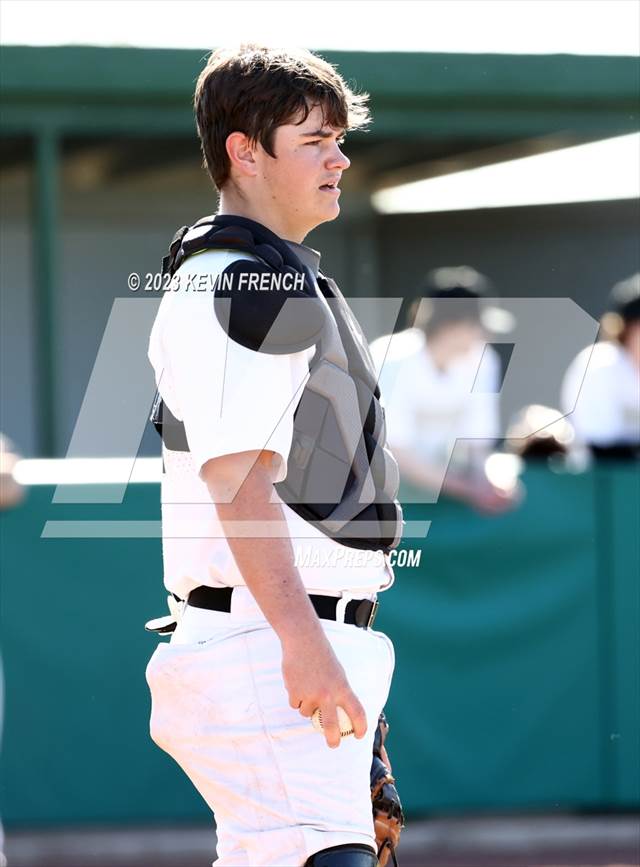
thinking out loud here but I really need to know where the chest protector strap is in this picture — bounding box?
[151,214,403,553]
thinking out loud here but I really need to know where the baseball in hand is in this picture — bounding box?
[311,706,354,738]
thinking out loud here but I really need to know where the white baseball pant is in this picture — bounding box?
[145,587,395,866]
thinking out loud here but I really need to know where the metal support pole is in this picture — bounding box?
[32,128,58,456]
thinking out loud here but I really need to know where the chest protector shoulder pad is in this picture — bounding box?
[151,214,404,553]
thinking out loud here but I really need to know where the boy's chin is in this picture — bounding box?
[302,203,341,235]
[315,202,341,224]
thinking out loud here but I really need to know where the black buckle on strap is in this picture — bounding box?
[353,598,379,629]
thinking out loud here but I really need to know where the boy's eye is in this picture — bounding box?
[305,137,347,146]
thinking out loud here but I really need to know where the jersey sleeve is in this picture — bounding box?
[152,251,312,480]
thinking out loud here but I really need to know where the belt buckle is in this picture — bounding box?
[366,599,379,629]
[335,593,379,629]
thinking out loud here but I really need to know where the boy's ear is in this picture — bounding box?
[226,131,258,178]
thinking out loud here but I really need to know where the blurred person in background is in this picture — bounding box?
[370,267,518,514]
[0,433,26,511]
[561,272,640,460]
[505,404,574,463]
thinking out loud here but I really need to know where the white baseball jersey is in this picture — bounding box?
[561,340,640,447]
[148,243,393,601]
[369,327,501,468]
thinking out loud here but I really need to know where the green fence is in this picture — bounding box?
[0,465,638,826]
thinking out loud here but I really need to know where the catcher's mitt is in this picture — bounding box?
[370,711,405,867]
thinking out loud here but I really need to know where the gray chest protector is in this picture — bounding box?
[150,214,404,553]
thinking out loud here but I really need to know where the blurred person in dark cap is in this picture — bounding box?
[370,266,518,513]
[561,272,640,460]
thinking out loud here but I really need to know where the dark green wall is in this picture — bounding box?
[1,465,638,826]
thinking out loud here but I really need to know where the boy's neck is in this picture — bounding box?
[212,211,322,277]
[218,191,308,244]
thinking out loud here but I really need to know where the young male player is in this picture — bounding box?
[145,45,403,867]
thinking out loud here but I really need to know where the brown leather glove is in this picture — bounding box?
[370,710,404,867]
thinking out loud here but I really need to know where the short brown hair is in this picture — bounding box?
[194,44,371,190]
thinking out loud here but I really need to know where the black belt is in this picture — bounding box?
[187,585,379,630]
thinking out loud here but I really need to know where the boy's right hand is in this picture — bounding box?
[281,632,368,749]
